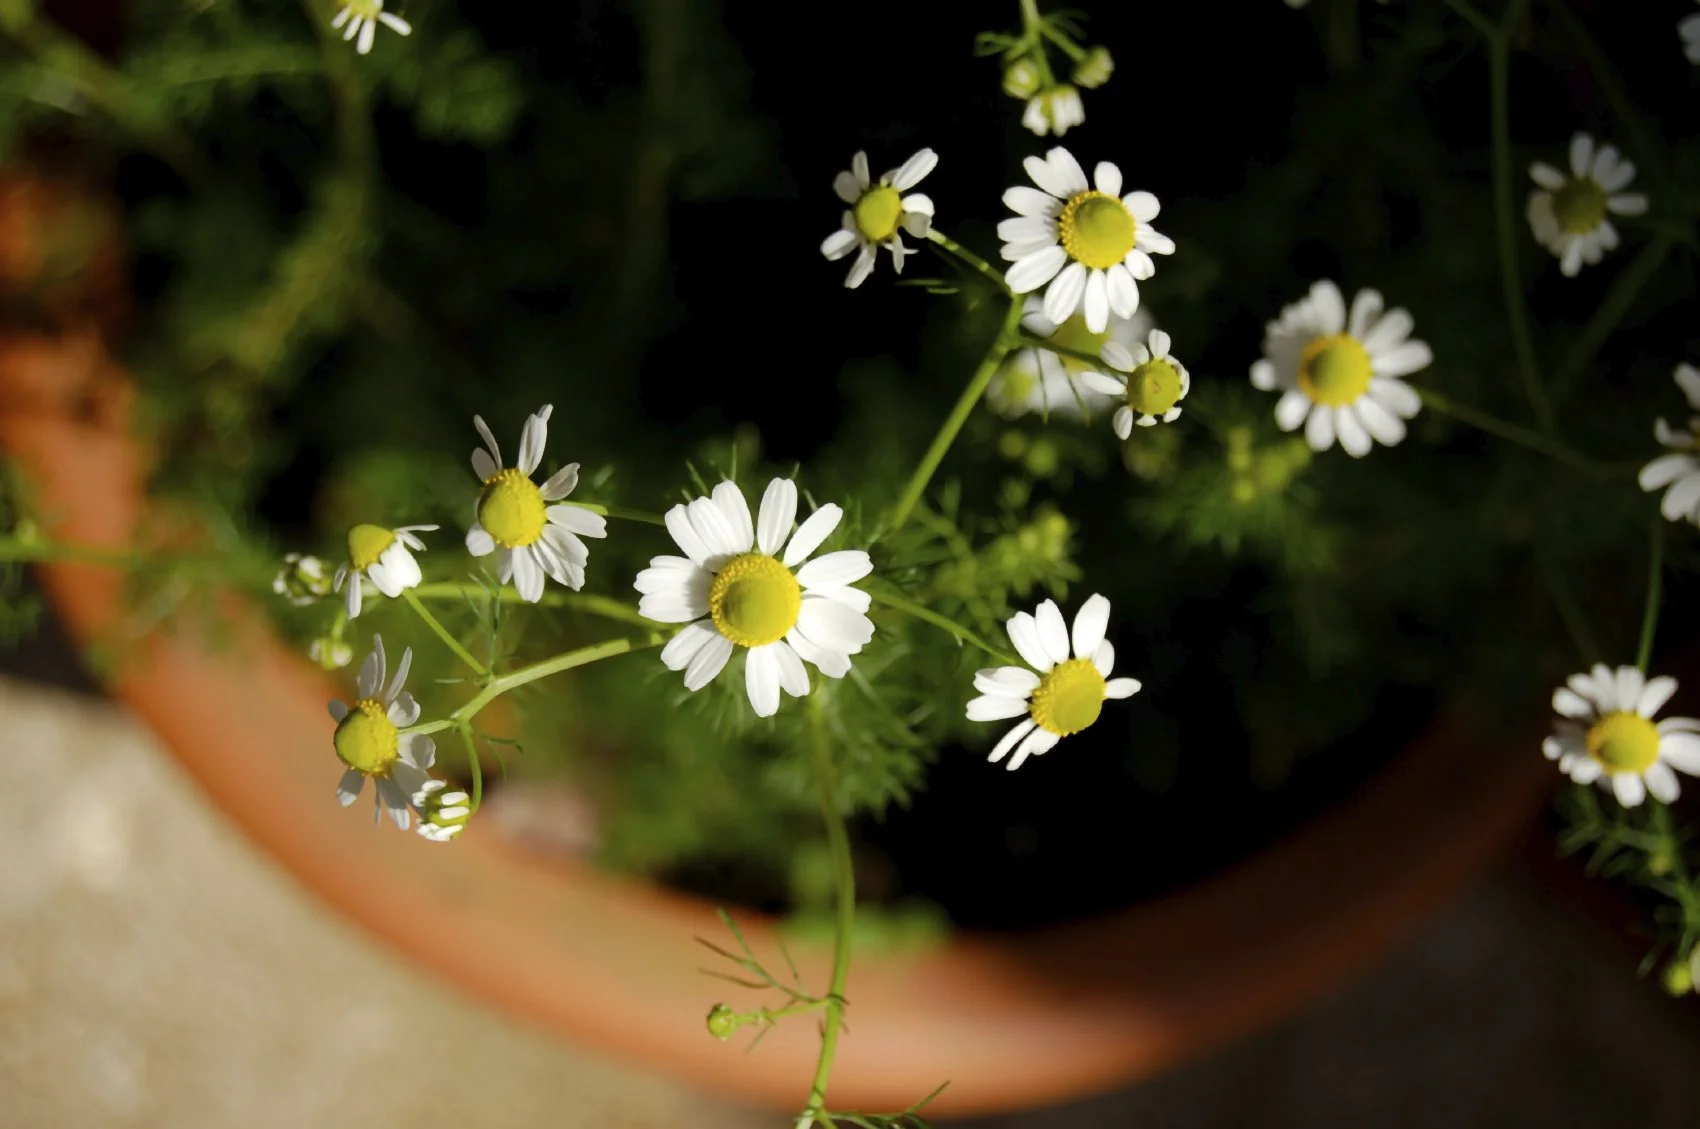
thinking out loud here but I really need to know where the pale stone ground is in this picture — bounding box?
[4,668,1700,1129]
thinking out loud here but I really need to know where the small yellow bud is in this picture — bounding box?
[1072,46,1114,89]
[1662,960,1693,997]
[1003,56,1041,99]
[706,1003,741,1041]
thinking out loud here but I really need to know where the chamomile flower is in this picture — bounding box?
[411,779,471,842]
[1684,6,1700,64]
[1637,364,1700,525]
[328,635,436,829]
[1250,281,1429,457]
[1022,86,1085,137]
[1545,664,1700,807]
[331,1,411,55]
[820,149,937,289]
[1082,328,1191,437]
[989,296,1153,419]
[465,405,607,603]
[332,524,437,618]
[273,553,331,607]
[1527,134,1648,278]
[1000,147,1173,334]
[634,478,875,718]
[967,595,1141,771]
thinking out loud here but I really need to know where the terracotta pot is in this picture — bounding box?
[0,186,1556,1117]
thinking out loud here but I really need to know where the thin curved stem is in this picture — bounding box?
[1637,517,1664,673]
[401,588,487,677]
[1487,0,1553,435]
[405,634,663,737]
[885,296,1024,535]
[458,724,484,811]
[1410,384,1601,473]
[797,703,855,1129]
[409,581,659,629]
[867,587,1020,666]
[925,228,1011,295]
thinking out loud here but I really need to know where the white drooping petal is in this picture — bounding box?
[797,550,873,589]
[974,666,1041,697]
[966,694,1032,722]
[539,463,580,502]
[511,546,545,603]
[1033,600,1071,666]
[745,644,782,718]
[336,768,364,807]
[1006,612,1053,673]
[711,481,756,554]
[684,633,735,691]
[661,621,720,671]
[771,640,811,698]
[757,478,798,556]
[466,524,496,557]
[988,719,1038,766]
[358,636,385,699]
[1070,594,1110,659]
[517,406,551,475]
[665,503,714,565]
[783,504,843,567]
[795,597,875,654]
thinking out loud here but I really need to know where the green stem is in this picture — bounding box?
[1037,22,1086,62]
[1553,238,1671,394]
[459,724,484,811]
[406,635,662,737]
[401,588,487,677]
[409,581,659,629]
[799,704,855,1129]
[925,228,1011,295]
[1487,0,1553,436]
[0,536,140,568]
[1637,516,1664,674]
[1409,384,1598,472]
[885,296,1024,535]
[1439,0,1496,39]
[565,501,668,527]
[867,587,1019,666]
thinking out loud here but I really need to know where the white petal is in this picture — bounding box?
[1105,677,1142,699]
[512,546,545,602]
[683,633,734,691]
[1646,761,1681,804]
[845,245,877,288]
[1569,133,1595,179]
[785,627,850,678]
[783,504,843,567]
[755,478,798,556]
[664,502,714,564]
[987,719,1037,765]
[891,148,937,192]
[1553,687,1595,719]
[1367,378,1422,419]
[1642,454,1696,492]
[711,481,756,553]
[1529,162,1566,190]
[832,171,860,204]
[1615,667,1646,712]
[1675,364,1700,410]
[1250,359,1282,392]
[1092,639,1115,677]
[538,463,580,502]
[1612,772,1646,807]
[329,699,350,723]
[1122,191,1160,222]
[1305,403,1337,451]
[687,495,742,558]
[795,597,875,653]
[472,447,497,481]
[1353,395,1406,446]
[1034,600,1071,665]
[966,694,1032,722]
[1006,727,1060,772]
[1370,340,1433,379]
[1093,161,1123,198]
[384,647,413,706]
[1070,594,1110,659]
[336,768,364,807]
[821,228,859,260]
[1081,269,1109,334]
[1661,472,1700,522]
[1113,407,1133,438]
[1309,281,1346,335]
[974,666,1042,696]
[376,776,411,828]
[1347,289,1384,339]
[358,637,385,699]
[1659,732,1700,774]
[808,584,871,614]
[1336,406,1373,458]
[357,18,376,54]
[1005,612,1053,673]
[796,550,872,589]
[517,407,550,474]
[1006,245,1069,293]
[851,151,869,187]
[745,645,782,717]
[1040,147,1091,196]
[1044,261,1088,326]
[1106,264,1138,319]
[772,641,811,698]
[1003,186,1063,218]
[1639,676,1678,718]
[661,621,718,670]
[546,504,606,539]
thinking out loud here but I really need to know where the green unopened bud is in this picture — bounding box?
[1662,960,1693,997]
[412,779,472,842]
[310,636,354,670]
[706,1003,741,1041]
[1072,46,1114,89]
[1003,56,1042,99]
[272,553,332,607]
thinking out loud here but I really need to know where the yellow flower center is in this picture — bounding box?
[709,553,802,648]
[1585,710,1660,775]
[1296,334,1373,406]
[1126,358,1182,417]
[1046,314,1110,375]
[1552,178,1609,235]
[478,468,547,548]
[333,699,399,776]
[1028,657,1106,737]
[853,185,903,243]
[1058,192,1135,271]
[347,0,385,16]
[347,523,397,571]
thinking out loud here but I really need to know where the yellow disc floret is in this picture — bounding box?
[1296,334,1373,406]
[1059,192,1136,271]
[1552,178,1609,235]
[709,553,802,648]
[853,186,903,243]
[1127,358,1182,417]
[334,699,399,776]
[1028,657,1106,737]
[478,467,547,548]
[347,524,397,571]
[1585,710,1661,775]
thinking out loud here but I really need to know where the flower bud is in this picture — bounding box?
[310,636,354,670]
[705,1003,741,1041]
[1663,959,1693,997]
[272,553,332,607]
[1072,46,1114,89]
[1002,56,1042,99]
[1022,86,1085,138]
[412,778,472,842]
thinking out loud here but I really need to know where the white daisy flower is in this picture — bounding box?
[634,478,876,718]
[331,1,411,55]
[966,594,1142,772]
[819,149,937,289]
[989,296,1153,420]
[272,552,332,607]
[1249,280,1429,457]
[411,779,472,843]
[1527,133,1649,278]
[464,404,608,604]
[1638,364,1700,524]
[1544,663,1700,807]
[1021,86,1085,137]
[1082,328,1191,438]
[1682,5,1700,64]
[328,635,436,829]
[332,523,437,618]
[999,147,1174,334]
